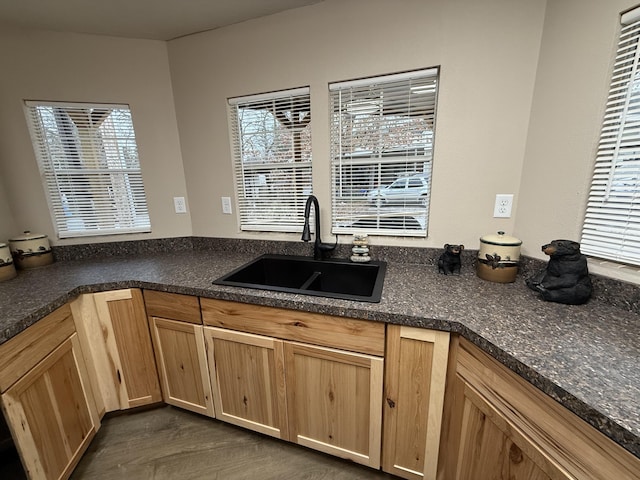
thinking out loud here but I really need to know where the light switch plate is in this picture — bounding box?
[221,196,232,215]
[173,196,187,214]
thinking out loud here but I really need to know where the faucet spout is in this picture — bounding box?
[302,195,337,260]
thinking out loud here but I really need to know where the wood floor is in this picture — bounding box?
[57,406,399,480]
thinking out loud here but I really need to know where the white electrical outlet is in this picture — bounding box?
[173,196,187,214]
[493,194,513,218]
[221,196,232,215]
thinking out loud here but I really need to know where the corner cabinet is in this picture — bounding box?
[72,289,161,412]
[382,325,450,480]
[438,337,640,480]
[145,291,214,417]
[201,298,385,469]
[0,304,99,480]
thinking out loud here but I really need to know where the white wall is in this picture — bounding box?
[168,0,547,250]
[0,26,191,245]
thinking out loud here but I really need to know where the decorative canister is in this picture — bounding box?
[9,231,54,269]
[0,243,17,281]
[476,231,522,283]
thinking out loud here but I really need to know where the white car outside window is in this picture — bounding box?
[367,173,429,206]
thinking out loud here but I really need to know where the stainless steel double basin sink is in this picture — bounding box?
[213,254,386,303]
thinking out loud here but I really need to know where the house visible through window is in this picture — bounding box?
[581,8,640,266]
[329,68,439,237]
[24,101,150,238]
[228,87,312,232]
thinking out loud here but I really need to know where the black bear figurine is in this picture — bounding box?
[438,244,464,275]
[526,239,592,305]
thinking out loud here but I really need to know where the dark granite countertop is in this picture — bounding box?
[0,244,638,459]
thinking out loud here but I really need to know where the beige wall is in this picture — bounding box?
[0,26,191,245]
[515,0,637,261]
[168,0,546,249]
[0,179,17,242]
[1,0,638,274]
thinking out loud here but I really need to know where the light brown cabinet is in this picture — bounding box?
[284,341,383,468]
[204,327,287,438]
[151,317,214,417]
[3,288,639,480]
[145,291,214,417]
[200,298,386,356]
[73,289,161,411]
[0,305,99,480]
[382,325,450,480]
[201,297,385,468]
[438,338,640,480]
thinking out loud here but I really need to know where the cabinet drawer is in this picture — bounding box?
[144,290,201,324]
[201,298,385,356]
[0,304,75,392]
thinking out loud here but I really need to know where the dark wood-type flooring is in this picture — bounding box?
[2,406,401,479]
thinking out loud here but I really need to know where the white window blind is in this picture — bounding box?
[329,69,439,237]
[581,10,640,265]
[24,101,150,238]
[228,87,312,232]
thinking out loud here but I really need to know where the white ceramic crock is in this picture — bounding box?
[0,242,17,281]
[476,231,522,283]
[9,231,54,269]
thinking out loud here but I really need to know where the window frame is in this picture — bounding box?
[24,100,151,239]
[329,68,439,238]
[227,87,312,233]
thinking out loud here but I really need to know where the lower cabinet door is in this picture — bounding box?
[91,289,162,410]
[449,379,557,480]
[150,317,214,417]
[440,339,640,480]
[284,341,383,469]
[1,334,99,480]
[382,326,450,480]
[204,327,288,439]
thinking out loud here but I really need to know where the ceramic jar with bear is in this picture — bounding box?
[9,231,54,269]
[476,231,522,283]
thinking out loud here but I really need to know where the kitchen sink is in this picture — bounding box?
[212,254,386,302]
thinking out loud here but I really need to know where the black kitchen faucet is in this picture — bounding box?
[301,195,337,260]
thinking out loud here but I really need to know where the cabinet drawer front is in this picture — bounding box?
[201,298,385,356]
[144,290,201,324]
[0,304,75,392]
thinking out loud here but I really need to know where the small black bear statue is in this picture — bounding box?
[526,239,592,305]
[438,244,464,275]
